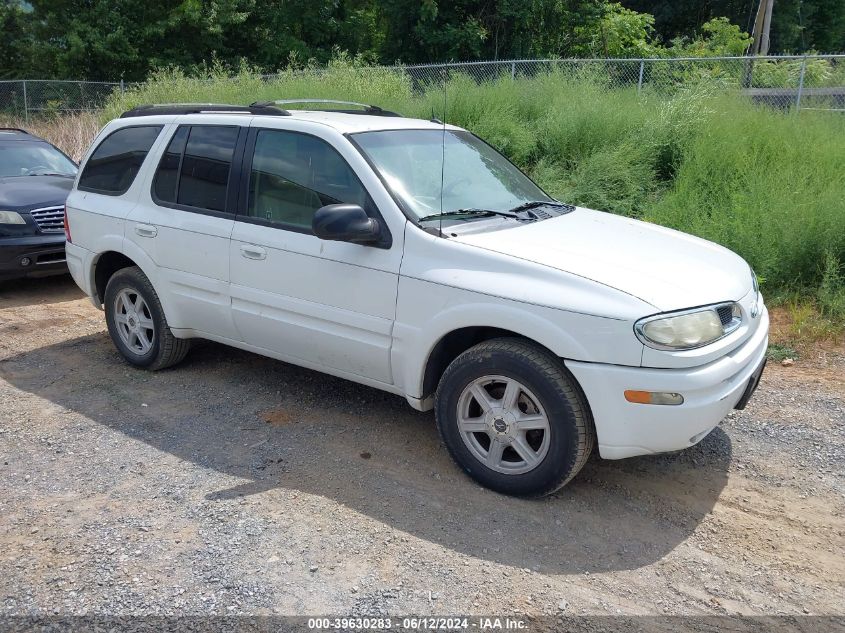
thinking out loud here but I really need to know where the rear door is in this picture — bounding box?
[70,123,165,261]
[127,120,245,339]
[229,125,402,385]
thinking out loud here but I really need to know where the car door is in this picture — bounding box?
[127,120,244,339]
[229,125,402,385]
[71,122,165,273]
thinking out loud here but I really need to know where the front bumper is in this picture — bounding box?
[567,305,769,459]
[0,234,67,280]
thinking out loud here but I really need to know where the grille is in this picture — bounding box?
[29,206,65,233]
[716,305,734,326]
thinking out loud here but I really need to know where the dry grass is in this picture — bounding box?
[768,304,842,355]
[1,113,101,162]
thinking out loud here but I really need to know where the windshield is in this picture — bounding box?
[353,129,552,221]
[0,141,77,178]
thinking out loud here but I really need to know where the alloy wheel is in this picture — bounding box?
[456,375,551,475]
[113,288,155,356]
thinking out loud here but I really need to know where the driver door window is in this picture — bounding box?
[246,130,368,231]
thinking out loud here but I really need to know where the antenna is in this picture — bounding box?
[439,64,448,238]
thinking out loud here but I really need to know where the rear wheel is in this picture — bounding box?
[435,338,594,496]
[104,266,190,370]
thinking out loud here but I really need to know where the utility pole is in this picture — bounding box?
[743,0,775,87]
[749,0,775,56]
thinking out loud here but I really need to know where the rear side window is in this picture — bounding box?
[152,125,239,213]
[78,126,162,195]
[152,126,188,203]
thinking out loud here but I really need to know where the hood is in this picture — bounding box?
[0,175,74,211]
[452,207,752,312]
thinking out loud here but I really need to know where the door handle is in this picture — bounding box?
[134,224,158,238]
[240,244,266,260]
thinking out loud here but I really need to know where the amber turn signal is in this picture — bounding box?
[624,390,684,405]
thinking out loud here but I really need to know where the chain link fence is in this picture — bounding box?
[2,56,844,119]
[396,55,845,113]
[0,79,128,121]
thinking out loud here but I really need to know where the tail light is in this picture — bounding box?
[63,205,72,243]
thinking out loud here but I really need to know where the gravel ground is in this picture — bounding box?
[0,276,843,626]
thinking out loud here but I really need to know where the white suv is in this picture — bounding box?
[65,100,768,496]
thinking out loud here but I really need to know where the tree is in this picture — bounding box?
[23,0,253,81]
[621,0,844,53]
[377,0,612,63]
[377,0,494,63]
[0,0,838,81]
[671,16,754,56]
[0,1,32,78]
[234,0,386,70]
[573,2,662,57]
[767,0,845,52]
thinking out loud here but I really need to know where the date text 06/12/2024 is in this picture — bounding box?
[307,616,529,630]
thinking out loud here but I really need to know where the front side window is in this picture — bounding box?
[152,125,238,212]
[79,125,162,194]
[246,130,368,230]
[0,141,77,178]
[352,129,552,221]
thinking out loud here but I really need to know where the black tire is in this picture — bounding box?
[434,338,594,497]
[103,266,190,370]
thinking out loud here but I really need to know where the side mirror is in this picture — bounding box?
[312,204,381,245]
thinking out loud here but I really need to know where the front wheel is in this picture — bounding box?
[434,338,594,496]
[104,266,190,370]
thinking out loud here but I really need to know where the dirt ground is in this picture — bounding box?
[0,275,843,626]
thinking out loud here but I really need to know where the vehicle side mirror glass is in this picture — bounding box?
[312,204,381,245]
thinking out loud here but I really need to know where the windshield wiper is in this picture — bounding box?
[417,208,523,223]
[26,172,72,177]
[506,200,569,214]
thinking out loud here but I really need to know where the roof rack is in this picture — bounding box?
[250,99,402,117]
[120,103,291,118]
[119,100,402,119]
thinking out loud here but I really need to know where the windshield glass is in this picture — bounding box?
[353,129,552,220]
[0,141,77,178]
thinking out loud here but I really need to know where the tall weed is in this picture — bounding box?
[20,62,841,316]
[819,252,845,320]
[1,112,101,162]
[647,98,845,295]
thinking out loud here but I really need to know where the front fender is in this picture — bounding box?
[392,276,643,402]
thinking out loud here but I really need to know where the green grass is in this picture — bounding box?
[104,60,845,327]
[766,343,798,362]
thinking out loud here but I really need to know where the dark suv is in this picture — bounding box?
[0,127,77,280]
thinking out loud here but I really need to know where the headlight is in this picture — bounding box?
[635,303,742,350]
[0,211,26,225]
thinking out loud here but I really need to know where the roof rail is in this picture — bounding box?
[250,99,402,117]
[120,103,291,118]
[0,127,30,134]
